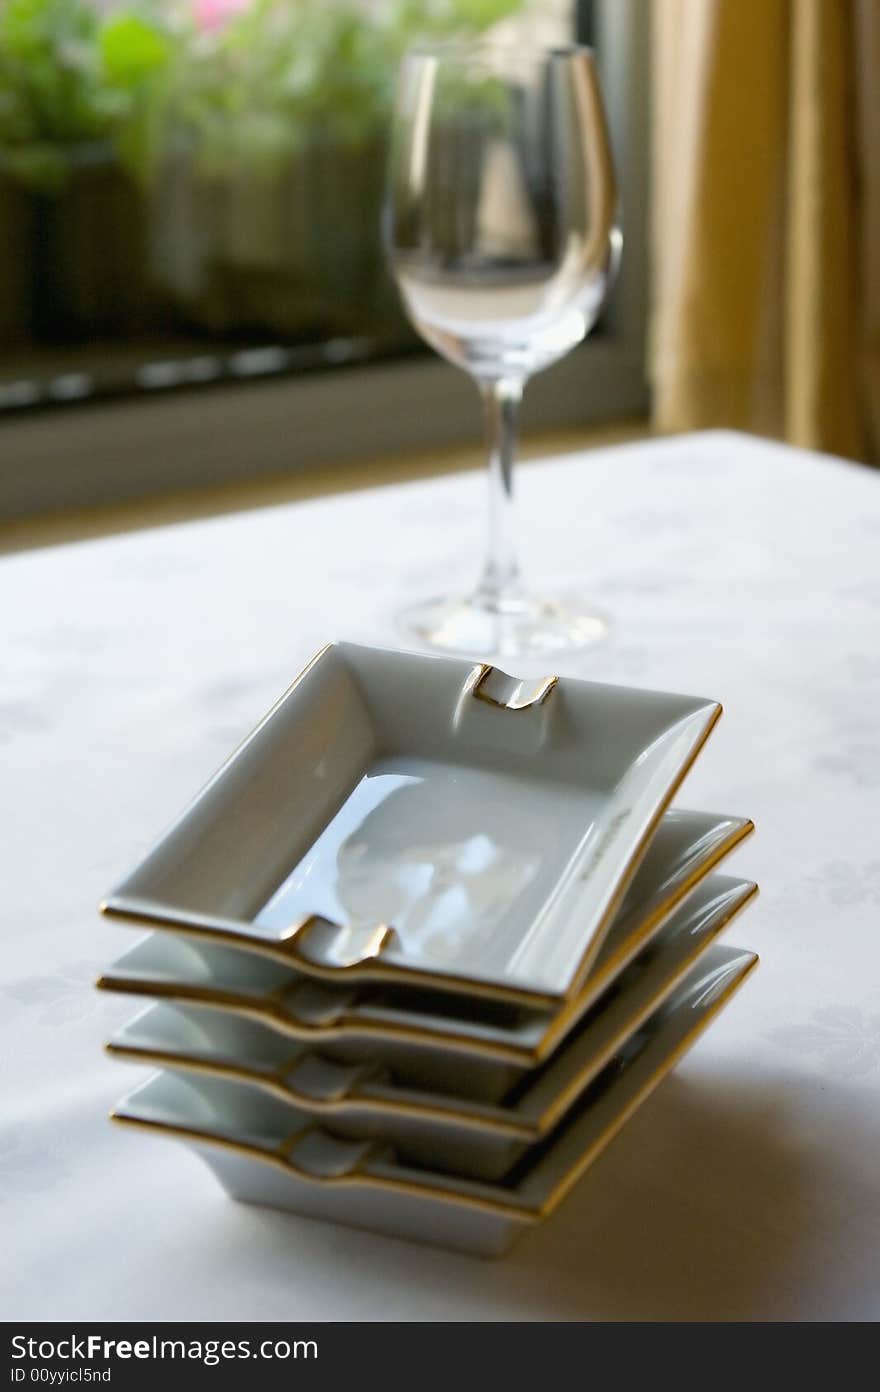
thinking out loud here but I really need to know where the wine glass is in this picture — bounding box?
[385,43,620,657]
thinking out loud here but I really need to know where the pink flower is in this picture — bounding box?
[194,0,250,32]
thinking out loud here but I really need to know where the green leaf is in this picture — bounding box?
[450,0,523,29]
[99,14,170,89]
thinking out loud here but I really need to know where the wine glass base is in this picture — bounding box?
[397,591,608,659]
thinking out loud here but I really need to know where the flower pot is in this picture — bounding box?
[0,176,32,349]
[149,132,412,345]
[25,142,162,343]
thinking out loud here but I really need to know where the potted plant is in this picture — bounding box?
[0,0,528,351]
[0,0,172,345]
[149,0,527,340]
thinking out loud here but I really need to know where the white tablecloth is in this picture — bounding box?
[2,429,878,1322]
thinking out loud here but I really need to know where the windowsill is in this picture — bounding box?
[0,346,649,531]
[0,417,649,557]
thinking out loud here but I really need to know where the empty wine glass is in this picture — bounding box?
[385,43,620,657]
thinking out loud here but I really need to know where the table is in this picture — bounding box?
[2,430,878,1322]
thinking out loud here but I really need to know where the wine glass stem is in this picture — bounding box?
[476,376,524,608]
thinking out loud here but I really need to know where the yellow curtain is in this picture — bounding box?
[651,0,879,461]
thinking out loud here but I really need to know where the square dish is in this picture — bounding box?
[110,945,758,1256]
[106,877,756,1180]
[99,832,753,1100]
[101,642,721,1008]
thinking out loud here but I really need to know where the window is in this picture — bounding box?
[0,0,647,517]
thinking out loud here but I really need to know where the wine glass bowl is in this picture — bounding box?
[385,44,620,657]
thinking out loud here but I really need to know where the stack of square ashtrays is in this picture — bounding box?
[99,643,758,1256]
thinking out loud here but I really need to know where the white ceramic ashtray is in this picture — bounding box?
[111,945,757,1256]
[107,876,756,1181]
[102,642,722,1008]
[98,812,753,1100]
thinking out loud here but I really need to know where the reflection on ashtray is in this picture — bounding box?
[334,780,543,964]
[256,761,552,967]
